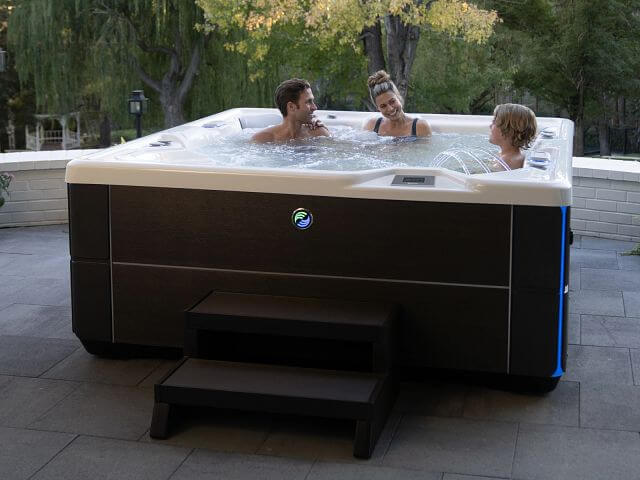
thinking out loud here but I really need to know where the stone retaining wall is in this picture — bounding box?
[0,151,98,228]
[572,157,640,242]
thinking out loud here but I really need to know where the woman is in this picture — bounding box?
[364,71,431,138]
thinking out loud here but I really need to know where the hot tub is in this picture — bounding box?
[65,108,573,388]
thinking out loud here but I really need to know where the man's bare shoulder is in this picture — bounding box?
[251,126,278,143]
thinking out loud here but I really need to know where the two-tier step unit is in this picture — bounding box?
[150,292,399,458]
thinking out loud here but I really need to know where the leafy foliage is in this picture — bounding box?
[513,1,640,130]
[196,0,499,78]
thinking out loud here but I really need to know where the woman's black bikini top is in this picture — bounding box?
[373,117,418,137]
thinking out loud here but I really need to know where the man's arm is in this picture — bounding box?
[306,118,330,137]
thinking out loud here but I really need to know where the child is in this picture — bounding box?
[489,103,537,170]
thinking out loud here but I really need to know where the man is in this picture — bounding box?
[252,78,330,143]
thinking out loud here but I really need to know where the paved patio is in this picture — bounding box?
[1,224,640,480]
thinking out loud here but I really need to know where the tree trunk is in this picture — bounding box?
[361,21,385,76]
[568,76,585,157]
[384,14,421,101]
[617,96,626,127]
[573,115,584,157]
[470,88,494,114]
[130,15,206,128]
[99,114,111,148]
[598,120,611,157]
[159,95,186,129]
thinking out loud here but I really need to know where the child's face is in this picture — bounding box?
[489,119,506,146]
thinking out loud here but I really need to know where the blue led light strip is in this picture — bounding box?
[552,206,567,377]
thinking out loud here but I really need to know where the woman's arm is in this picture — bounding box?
[416,119,432,137]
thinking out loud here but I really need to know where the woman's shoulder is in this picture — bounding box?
[415,117,432,136]
[363,116,379,131]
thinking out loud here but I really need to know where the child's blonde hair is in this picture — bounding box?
[493,104,537,149]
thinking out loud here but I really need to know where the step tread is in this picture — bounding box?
[161,358,383,404]
[188,292,395,329]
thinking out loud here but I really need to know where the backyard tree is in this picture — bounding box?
[9,0,210,128]
[92,0,210,128]
[196,0,499,103]
[513,0,640,156]
[1,0,37,151]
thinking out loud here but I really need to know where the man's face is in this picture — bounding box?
[289,88,317,123]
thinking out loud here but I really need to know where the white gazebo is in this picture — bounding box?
[25,112,82,151]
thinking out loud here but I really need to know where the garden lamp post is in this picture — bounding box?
[0,48,6,73]
[128,90,148,138]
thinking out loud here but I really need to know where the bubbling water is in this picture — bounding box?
[196,125,507,175]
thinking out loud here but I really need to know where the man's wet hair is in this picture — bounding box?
[275,78,311,117]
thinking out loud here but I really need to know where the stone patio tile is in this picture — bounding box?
[29,383,154,440]
[143,407,272,453]
[513,423,640,480]
[31,436,189,480]
[138,360,181,387]
[0,426,75,480]
[0,225,68,237]
[383,416,517,478]
[394,380,467,417]
[11,277,71,307]
[581,267,640,291]
[0,375,79,428]
[580,382,640,431]
[0,252,26,269]
[0,275,31,310]
[568,314,580,344]
[462,381,579,427]
[568,263,580,291]
[306,461,438,480]
[571,234,582,248]
[568,290,624,316]
[0,253,69,279]
[581,236,637,252]
[623,291,640,317]
[570,248,618,269]
[169,450,312,480]
[581,315,640,347]
[0,233,69,255]
[42,348,163,386]
[632,349,640,386]
[443,475,507,480]
[0,335,79,377]
[562,345,633,385]
[617,253,640,271]
[257,412,402,464]
[0,304,73,339]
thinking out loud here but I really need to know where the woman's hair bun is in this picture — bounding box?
[367,70,391,89]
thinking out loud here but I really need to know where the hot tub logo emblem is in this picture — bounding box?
[292,208,313,230]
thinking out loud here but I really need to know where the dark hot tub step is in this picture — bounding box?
[186,291,396,342]
[150,358,395,459]
[185,292,397,371]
